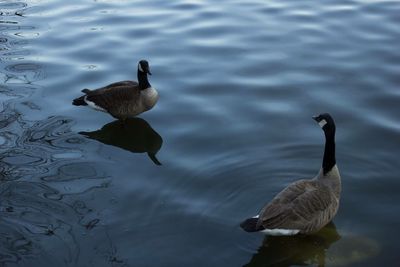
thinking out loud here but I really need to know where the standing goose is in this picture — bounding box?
[72,60,158,120]
[241,113,341,235]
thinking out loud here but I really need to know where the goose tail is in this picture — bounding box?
[72,95,87,106]
[240,217,261,232]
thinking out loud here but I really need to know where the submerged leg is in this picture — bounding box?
[119,118,127,128]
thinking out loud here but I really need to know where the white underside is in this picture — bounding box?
[84,96,106,112]
[252,215,300,236]
[261,228,300,236]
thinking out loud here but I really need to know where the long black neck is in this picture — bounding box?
[137,70,151,90]
[322,130,336,175]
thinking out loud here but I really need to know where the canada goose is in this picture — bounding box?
[240,113,341,235]
[79,118,163,165]
[72,60,158,120]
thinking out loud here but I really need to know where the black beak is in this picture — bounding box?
[147,69,152,75]
[312,115,319,122]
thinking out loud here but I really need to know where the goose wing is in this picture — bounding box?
[102,80,138,90]
[257,180,336,233]
[83,80,138,94]
[85,84,140,113]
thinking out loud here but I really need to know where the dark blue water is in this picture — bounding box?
[1,0,400,266]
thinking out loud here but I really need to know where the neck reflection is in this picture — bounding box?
[80,118,163,165]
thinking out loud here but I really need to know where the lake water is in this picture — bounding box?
[1,0,399,266]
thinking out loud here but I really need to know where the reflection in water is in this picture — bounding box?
[326,234,380,267]
[244,223,341,267]
[80,118,163,165]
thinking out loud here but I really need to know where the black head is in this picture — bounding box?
[138,60,152,75]
[312,113,336,134]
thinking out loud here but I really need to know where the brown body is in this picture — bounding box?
[77,81,158,120]
[257,166,341,234]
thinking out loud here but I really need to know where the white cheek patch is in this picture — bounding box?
[138,63,144,72]
[318,119,327,128]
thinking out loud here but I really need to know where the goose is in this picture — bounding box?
[72,60,158,120]
[240,113,341,235]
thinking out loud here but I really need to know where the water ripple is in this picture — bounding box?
[1,0,400,266]
[0,107,112,265]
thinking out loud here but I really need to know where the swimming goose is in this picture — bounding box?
[72,60,158,120]
[240,113,341,235]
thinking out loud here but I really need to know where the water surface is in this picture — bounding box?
[1,0,400,266]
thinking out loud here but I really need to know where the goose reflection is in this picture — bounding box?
[80,118,163,165]
[244,223,341,267]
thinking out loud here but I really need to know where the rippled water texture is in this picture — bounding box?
[1,0,399,266]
